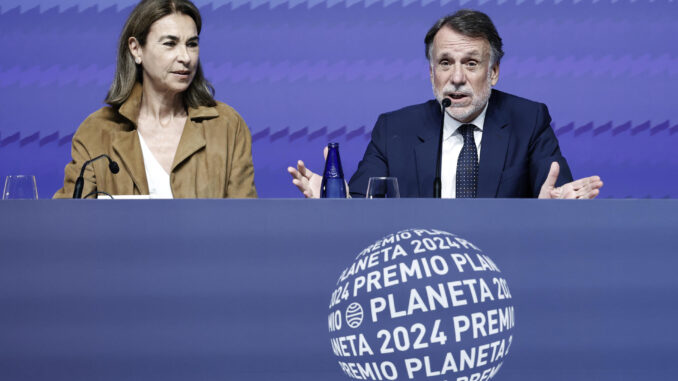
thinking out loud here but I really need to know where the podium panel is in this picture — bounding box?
[0,199,676,381]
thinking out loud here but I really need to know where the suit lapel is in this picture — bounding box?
[414,101,443,197]
[477,91,510,198]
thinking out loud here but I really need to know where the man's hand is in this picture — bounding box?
[287,160,322,198]
[287,147,328,198]
[538,162,604,199]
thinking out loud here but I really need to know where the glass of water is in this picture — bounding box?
[366,177,400,199]
[3,175,38,199]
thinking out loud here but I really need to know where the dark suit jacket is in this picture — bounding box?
[348,89,573,198]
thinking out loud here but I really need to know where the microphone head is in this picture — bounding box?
[442,98,452,108]
[109,161,120,174]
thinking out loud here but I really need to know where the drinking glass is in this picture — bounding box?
[366,177,400,198]
[3,175,38,200]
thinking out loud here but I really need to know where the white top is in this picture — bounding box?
[440,103,488,198]
[137,132,174,199]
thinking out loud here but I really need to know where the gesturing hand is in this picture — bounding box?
[538,162,604,199]
[287,160,322,198]
[287,147,328,198]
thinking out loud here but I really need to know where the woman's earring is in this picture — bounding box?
[135,57,141,64]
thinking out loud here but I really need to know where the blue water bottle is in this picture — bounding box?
[321,143,347,198]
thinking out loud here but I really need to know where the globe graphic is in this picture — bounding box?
[328,228,515,380]
[345,302,365,329]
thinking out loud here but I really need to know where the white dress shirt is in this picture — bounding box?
[440,103,488,198]
[138,132,174,199]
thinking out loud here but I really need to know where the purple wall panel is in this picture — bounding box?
[0,1,676,198]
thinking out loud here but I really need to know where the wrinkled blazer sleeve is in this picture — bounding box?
[225,114,257,198]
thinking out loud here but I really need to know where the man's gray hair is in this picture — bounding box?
[425,9,504,67]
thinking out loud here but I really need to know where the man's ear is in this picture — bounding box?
[490,62,500,86]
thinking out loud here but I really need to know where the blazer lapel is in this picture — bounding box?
[414,101,443,197]
[112,130,149,195]
[171,106,217,171]
[477,91,510,198]
[112,83,148,194]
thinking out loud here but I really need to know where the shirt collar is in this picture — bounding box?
[443,101,489,140]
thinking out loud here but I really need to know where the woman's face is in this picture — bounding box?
[130,13,199,96]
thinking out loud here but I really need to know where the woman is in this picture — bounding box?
[54,0,257,198]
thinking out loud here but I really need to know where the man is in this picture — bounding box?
[288,10,602,199]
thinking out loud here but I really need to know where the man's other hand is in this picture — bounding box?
[538,162,604,199]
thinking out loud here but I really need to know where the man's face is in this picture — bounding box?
[429,26,499,123]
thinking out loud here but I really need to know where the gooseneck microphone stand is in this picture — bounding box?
[72,154,120,199]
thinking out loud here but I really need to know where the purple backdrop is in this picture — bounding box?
[0,1,676,198]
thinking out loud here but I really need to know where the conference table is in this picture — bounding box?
[1,199,676,381]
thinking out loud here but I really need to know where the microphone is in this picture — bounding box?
[434,98,452,198]
[72,154,120,199]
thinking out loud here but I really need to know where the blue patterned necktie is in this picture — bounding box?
[456,124,478,198]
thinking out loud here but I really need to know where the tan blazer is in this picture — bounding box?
[54,84,257,198]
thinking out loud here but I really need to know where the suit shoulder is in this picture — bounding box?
[491,89,546,111]
[374,100,439,132]
[380,100,438,119]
